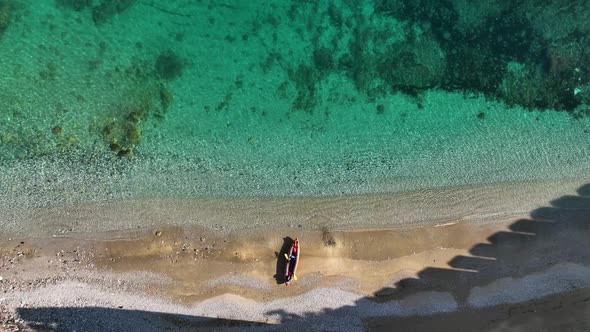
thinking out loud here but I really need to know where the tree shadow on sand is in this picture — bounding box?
[14,184,590,331]
[264,182,590,330]
[373,183,590,303]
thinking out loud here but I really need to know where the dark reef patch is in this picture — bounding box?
[444,13,540,91]
[155,50,184,81]
[377,0,590,112]
[101,102,146,158]
[95,57,174,158]
[313,46,335,73]
[0,0,11,36]
[92,0,137,25]
[378,37,446,94]
[376,104,385,114]
[382,0,459,42]
[55,0,91,11]
[288,64,318,113]
[281,0,590,114]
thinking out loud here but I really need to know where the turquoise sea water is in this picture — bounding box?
[0,1,589,206]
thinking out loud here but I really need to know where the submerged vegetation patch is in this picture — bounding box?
[0,0,179,162]
[55,0,91,11]
[0,0,11,37]
[155,50,184,81]
[274,0,590,114]
[1,0,588,165]
[101,96,149,158]
[97,60,173,158]
[92,0,137,24]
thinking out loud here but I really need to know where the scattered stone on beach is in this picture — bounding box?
[321,227,336,247]
[154,230,162,237]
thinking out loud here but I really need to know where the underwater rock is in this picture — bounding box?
[55,0,91,11]
[280,0,590,112]
[51,126,63,135]
[379,37,446,93]
[500,42,589,110]
[92,0,137,25]
[521,0,590,43]
[451,0,509,33]
[101,104,147,156]
[499,61,544,108]
[155,51,184,81]
[441,11,546,98]
[374,0,589,111]
[313,46,334,73]
[573,84,590,107]
[289,64,317,112]
[376,104,385,114]
[0,0,11,36]
[159,85,173,113]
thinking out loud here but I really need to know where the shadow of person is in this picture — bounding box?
[374,183,590,304]
[273,236,293,285]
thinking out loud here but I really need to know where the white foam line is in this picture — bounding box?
[434,222,457,227]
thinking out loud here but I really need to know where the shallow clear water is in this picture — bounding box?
[0,1,589,205]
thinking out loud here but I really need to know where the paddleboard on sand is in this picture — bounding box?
[284,238,299,286]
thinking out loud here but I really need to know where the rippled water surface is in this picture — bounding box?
[0,1,589,204]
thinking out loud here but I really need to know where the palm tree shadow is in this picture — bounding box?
[262,183,590,331]
[374,183,590,303]
[273,236,293,285]
[14,184,590,331]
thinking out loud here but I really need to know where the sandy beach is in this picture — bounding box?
[1,179,589,331]
[1,0,590,330]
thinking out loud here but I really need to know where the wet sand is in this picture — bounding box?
[0,222,517,303]
[1,179,589,330]
[3,178,585,236]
